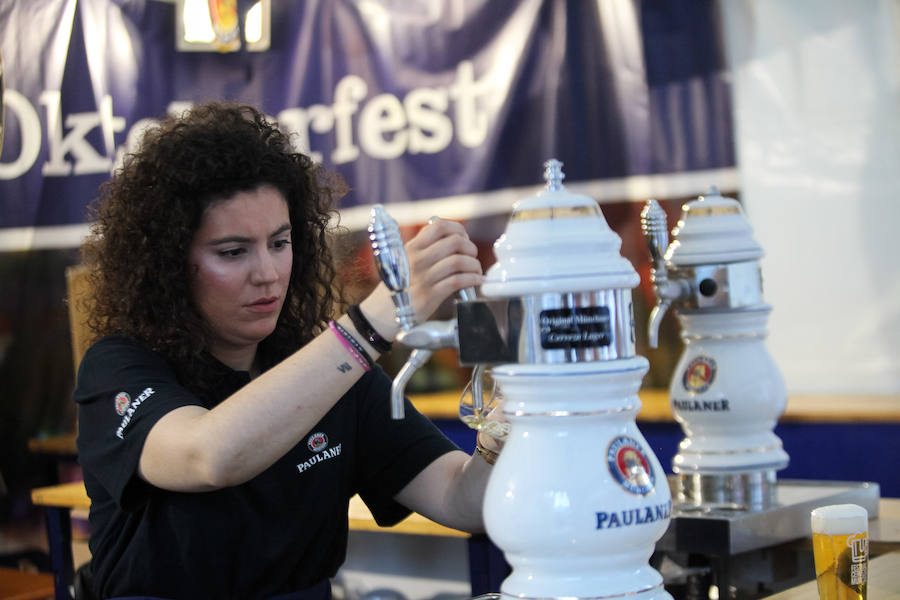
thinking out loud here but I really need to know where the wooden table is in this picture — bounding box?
[31,480,468,537]
[26,389,900,457]
[30,481,479,600]
[0,566,56,600]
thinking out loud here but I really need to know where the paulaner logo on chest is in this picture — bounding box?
[297,433,342,474]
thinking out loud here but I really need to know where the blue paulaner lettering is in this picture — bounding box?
[656,503,669,520]
[595,500,672,530]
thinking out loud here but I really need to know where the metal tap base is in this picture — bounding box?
[660,478,880,556]
[673,470,778,512]
[489,586,670,600]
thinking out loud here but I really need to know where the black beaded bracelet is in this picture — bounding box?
[347,304,393,354]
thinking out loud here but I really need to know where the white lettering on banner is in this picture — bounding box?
[331,75,368,163]
[405,88,453,154]
[40,91,126,176]
[277,105,333,164]
[0,89,42,180]
[449,61,488,148]
[359,93,408,160]
[0,61,493,180]
[114,387,155,439]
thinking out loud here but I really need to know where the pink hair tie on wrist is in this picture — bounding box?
[329,320,372,371]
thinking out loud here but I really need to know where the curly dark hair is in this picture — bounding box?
[82,102,344,399]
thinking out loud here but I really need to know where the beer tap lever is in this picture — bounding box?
[369,204,416,331]
[641,199,685,348]
[368,205,420,419]
[368,206,463,420]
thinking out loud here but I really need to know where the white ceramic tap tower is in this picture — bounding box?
[370,160,673,599]
[480,161,672,600]
[641,190,789,510]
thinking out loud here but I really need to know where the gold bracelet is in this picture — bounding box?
[475,443,498,466]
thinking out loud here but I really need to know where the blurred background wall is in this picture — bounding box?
[721,0,900,395]
[0,0,739,505]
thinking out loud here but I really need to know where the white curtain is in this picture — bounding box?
[720,0,900,394]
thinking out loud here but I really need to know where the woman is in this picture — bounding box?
[75,102,494,599]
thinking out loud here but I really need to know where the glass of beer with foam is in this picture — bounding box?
[810,504,869,600]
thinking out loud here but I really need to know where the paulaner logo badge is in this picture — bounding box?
[297,442,342,474]
[307,432,328,453]
[115,387,155,439]
[607,435,655,496]
[682,355,717,393]
[114,392,131,416]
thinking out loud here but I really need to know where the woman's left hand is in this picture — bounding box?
[404,218,483,322]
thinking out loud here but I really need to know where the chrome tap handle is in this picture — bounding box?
[457,287,477,302]
[369,205,416,330]
[641,200,673,349]
[641,199,669,271]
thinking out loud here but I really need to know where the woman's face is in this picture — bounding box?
[188,185,293,366]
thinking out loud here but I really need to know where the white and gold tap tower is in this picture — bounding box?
[479,161,672,600]
[371,160,673,600]
[641,189,789,510]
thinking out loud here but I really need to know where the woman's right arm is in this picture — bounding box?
[136,219,483,492]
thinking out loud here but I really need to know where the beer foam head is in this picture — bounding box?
[810,504,868,535]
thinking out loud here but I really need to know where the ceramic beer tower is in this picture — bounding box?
[371,160,673,600]
[641,189,789,510]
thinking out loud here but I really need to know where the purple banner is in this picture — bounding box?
[0,0,735,239]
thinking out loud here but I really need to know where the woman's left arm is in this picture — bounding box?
[393,442,495,533]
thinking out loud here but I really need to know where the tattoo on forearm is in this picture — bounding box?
[337,362,352,373]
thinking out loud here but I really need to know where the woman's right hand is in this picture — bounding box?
[404,218,483,322]
[356,217,483,346]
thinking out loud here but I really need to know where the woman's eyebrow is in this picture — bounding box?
[208,223,291,245]
[209,235,251,245]
[271,223,292,237]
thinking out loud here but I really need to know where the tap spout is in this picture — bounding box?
[647,299,671,349]
[391,349,433,419]
[469,363,486,419]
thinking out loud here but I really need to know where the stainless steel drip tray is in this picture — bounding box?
[657,479,881,556]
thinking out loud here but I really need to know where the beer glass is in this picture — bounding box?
[458,367,510,443]
[810,504,869,600]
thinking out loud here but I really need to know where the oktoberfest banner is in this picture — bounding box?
[0,0,736,250]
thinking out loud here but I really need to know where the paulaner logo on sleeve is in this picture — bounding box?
[114,392,131,416]
[114,387,154,439]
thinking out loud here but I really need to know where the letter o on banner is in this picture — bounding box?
[0,89,42,179]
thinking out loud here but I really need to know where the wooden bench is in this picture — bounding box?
[0,567,55,600]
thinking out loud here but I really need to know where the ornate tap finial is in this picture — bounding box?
[543,159,565,191]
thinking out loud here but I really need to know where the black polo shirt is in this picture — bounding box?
[75,335,458,600]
